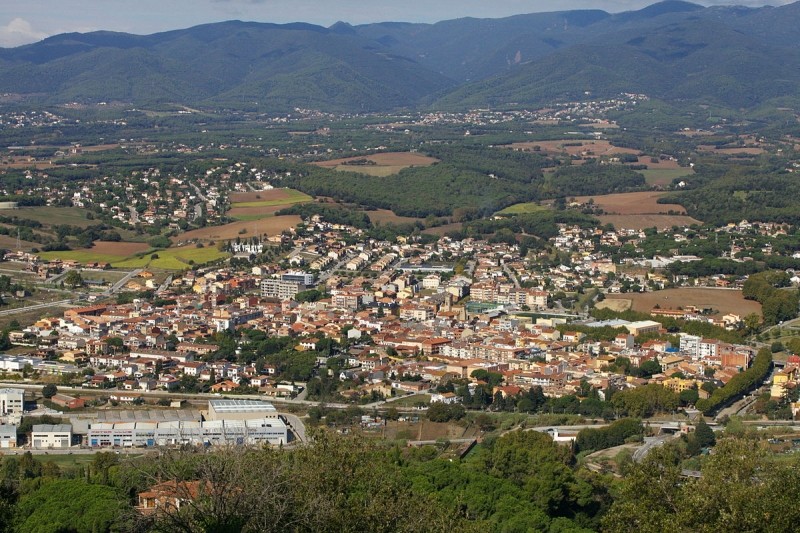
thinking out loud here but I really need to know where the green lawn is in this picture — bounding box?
[496,202,551,215]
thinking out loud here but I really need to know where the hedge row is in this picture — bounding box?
[696,347,772,415]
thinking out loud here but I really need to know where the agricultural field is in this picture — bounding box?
[510,139,639,158]
[38,241,151,264]
[312,152,438,176]
[597,214,702,230]
[697,145,766,156]
[599,288,762,318]
[7,207,95,228]
[0,234,38,251]
[571,191,701,230]
[174,215,302,243]
[382,420,476,442]
[638,168,694,187]
[422,222,464,236]
[112,245,230,270]
[366,209,421,225]
[495,202,551,216]
[227,205,285,222]
[229,188,312,207]
[228,188,312,221]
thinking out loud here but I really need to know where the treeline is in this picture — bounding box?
[457,210,598,244]
[280,147,649,218]
[277,202,373,230]
[696,346,772,415]
[668,257,763,277]
[282,163,537,217]
[610,384,680,418]
[540,160,646,197]
[0,430,614,532]
[0,196,46,207]
[576,418,643,453]
[742,270,799,326]
[589,307,745,344]
[660,159,800,225]
[422,144,554,184]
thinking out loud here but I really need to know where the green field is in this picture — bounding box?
[496,202,551,215]
[112,246,229,269]
[230,213,276,222]
[231,190,312,208]
[41,245,230,271]
[638,168,694,186]
[332,165,406,177]
[38,250,133,263]
[9,207,95,227]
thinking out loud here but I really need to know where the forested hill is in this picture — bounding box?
[3,1,800,112]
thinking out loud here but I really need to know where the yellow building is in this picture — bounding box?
[662,377,700,394]
[771,366,798,399]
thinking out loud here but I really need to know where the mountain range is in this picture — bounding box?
[2,1,800,112]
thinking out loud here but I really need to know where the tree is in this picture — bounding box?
[694,418,716,448]
[604,438,800,533]
[63,270,84,289]
[639,359,662,377]
[14,479,125,533]
[41,384,57,399]
[679,388,699,406]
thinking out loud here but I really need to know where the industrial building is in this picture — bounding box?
[0,425,17,448]
[206,399,279,421]
[32,424,72,449]
[86,400,288,447]
[0,388,24,415]
[87,418,287,447]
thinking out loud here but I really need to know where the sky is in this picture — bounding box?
[0,0,794,47]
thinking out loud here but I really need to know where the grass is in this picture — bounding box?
[38,250,132,263]
[638,168,694,186]
[10,207,95,228]
[388,393,431,407]
[112,246,229,270]
[231,190,312,208]
[331,165,406,177]
[496,202,551,215]
[231,213,275,222]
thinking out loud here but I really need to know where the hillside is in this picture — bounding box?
[0,21,453,112]
[1,2,800,112]
[436,17,800,110]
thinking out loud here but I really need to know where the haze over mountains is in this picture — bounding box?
[1,0,800,112]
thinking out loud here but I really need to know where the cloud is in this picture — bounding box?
[0,18,49,47]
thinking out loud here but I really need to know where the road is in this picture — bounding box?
[104,268,143,296]
[190,183,209,203]
[317,252,355,284]
[281,413,306,442]
[633,434,673,462]
[128,206,139,224]
[0,381,348,409]
[0,299,74,316]
[46,267,74,285]
[502,262,521,289]
[155,275,173,294]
